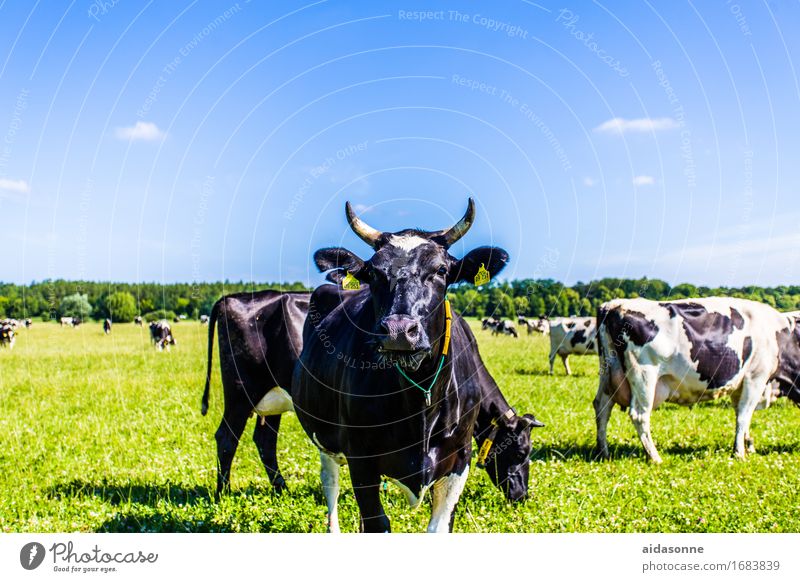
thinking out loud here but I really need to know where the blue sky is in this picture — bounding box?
[1,0,799,287]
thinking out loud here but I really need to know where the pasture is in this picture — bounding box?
[2,321,800,533]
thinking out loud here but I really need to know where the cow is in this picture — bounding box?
[0,323,15,349]
[60,317,74,327]
[103,318,112,335]
[149,320,176,351]
[594,297,800,464]
[199,314,209,325]
[482,317,518,337]
[23,318,32,328]
[519,316,549,335]
[134,316,143,326]
[201,289,544,503]
[548,316,597,375]
[292,198,515,533]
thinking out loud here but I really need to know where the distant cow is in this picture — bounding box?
[202,289,544,503]
[519,316,549,335]
[103,319,112,335]
[482,317,518,337]
[0,323,15,349]
[134,316,143,326]
[23,318,31,328]
[60,317,74,327]
[595,298,800,463]
[199,314,209,325]
[548,317,597,375]
[149,320,176,350]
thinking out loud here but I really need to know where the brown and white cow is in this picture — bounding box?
[548,317,597,375]
[595,297,800,463]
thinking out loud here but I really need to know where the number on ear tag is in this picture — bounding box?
[342,272,360,290]
[474,263,490,286]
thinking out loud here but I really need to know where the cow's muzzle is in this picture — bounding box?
[379,314,430,352]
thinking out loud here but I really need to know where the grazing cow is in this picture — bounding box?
[594,298,800,463]
[149,320,176,351]
[103,318,112,335]
[201,290,544,502]
[482,317,518,337]
[199,314,209,325]
[548,317,598,375]
[72,317,82,327]
[293,199,513,533]
[134,316,143,326]
[60,317,74,327]
[23,318,32,328]
[519,316,549,335]
[0,323,15,349]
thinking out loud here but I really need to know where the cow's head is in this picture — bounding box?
[483,413,544,502]
[315,199,508,362]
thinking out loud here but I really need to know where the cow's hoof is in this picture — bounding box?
[272,478,288,495]
[592,447,610,461]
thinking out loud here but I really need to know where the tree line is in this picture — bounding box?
[1,277,799,322]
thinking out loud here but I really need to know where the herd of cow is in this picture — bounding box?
[193,199,800,533]
[5,199,800,533]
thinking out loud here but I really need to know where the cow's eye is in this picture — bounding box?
[437,266,448,277]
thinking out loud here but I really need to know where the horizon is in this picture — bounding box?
[2,2,799,287]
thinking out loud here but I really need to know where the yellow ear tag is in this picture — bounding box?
[342,272,360,290]
[474,263,490,286]
[477,438,494,465]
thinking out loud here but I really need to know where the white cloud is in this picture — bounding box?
[632,175,655,186]
[115,121,166,141]
[594,117,679,134]
[0,178,30,193]
[583,177,596,187]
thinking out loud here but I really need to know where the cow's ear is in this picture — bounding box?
[314,247,366,283]
[518,413,545,430]
[449,246,509,284]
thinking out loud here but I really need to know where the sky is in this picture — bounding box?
[1,0,799,288]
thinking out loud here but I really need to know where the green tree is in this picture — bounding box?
[60,293,93,319]
[104,291,137,322]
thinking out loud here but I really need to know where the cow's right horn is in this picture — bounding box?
[345,202,382,248]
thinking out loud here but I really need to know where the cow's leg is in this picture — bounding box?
[733,378,765,458]
[348,462,390,533]
[214,403,250,497]
[548,349,556,375]
[319,451,341,533]
[427,465,469,533]
[252,414,287,493]
[628,365,661,463]
[561,354,571,375]
[593,386,613,460]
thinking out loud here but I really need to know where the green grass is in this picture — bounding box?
[2,321,799,533]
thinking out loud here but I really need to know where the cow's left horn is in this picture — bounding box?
[435,198,476,247]
[345,201,382,248]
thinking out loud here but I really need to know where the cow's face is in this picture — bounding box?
[484,414,543,502]
[315,199,508,362]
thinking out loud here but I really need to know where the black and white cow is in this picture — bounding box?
[134,316,143,326]
[595,298,800,463]
[293,199,515,533]
[103,319,112,335]
[482,317,518,337]
[519,316,549,335]
[149,320,176,351]
[199,314,209,325]
[60,317,74,327]
[548,317,597,375]
[0,323,15,349]
[201,289,544,503]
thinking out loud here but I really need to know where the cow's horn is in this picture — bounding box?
[345,201,382,248]
[435,198,476,247]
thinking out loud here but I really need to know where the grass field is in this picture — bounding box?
[2,320,800,533]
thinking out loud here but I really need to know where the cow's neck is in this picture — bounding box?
[474,387,514,445]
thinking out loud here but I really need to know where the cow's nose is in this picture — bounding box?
[379,315,428,351]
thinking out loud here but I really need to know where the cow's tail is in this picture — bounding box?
[201,299,221,416]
